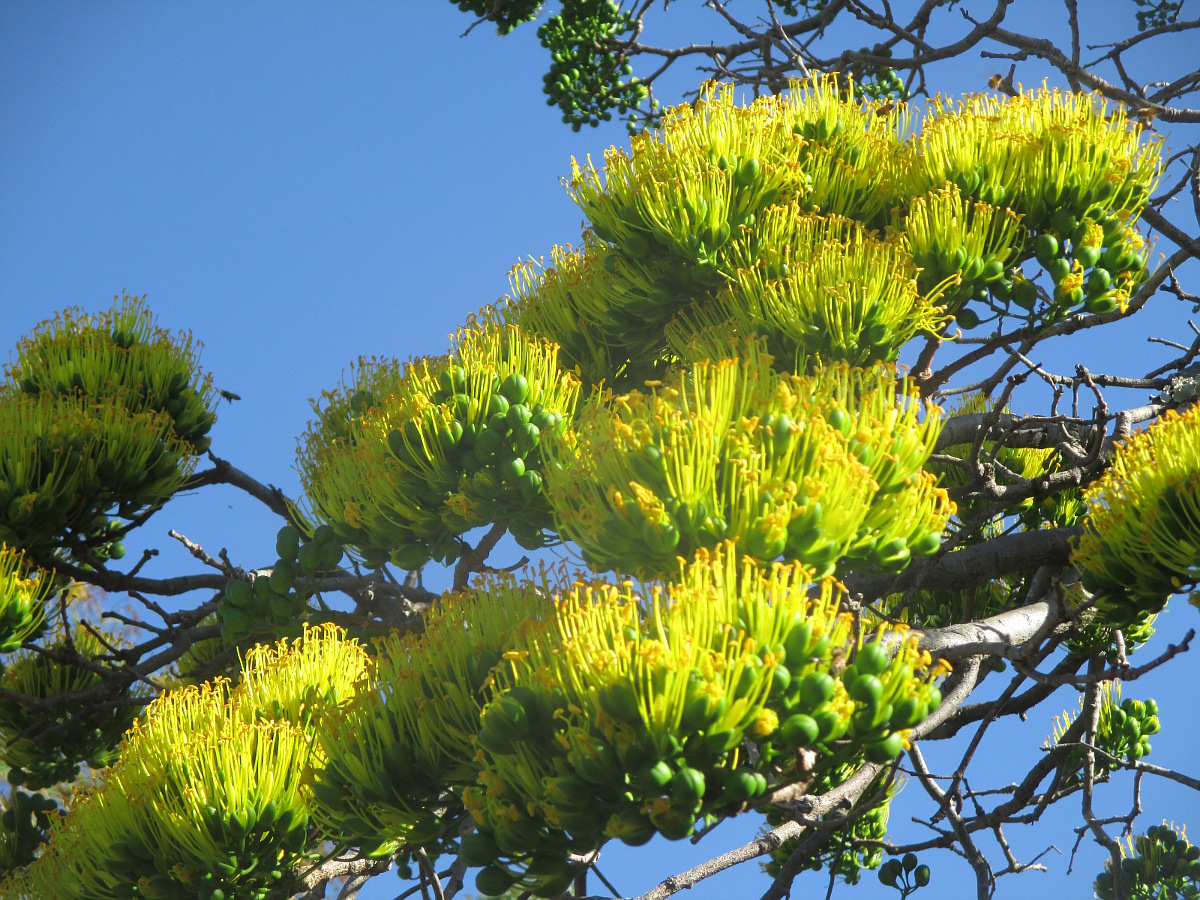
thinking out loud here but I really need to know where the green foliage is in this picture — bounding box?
[312,582,549,859]
[0,67,1187,900]
[462,549,944,894]
[0,547,51,654]
[0,791,56,877]
[544,356,951,579]
[510,79,1158,389]
[846,46,907,104]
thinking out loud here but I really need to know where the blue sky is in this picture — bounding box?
[2,3,1199,899]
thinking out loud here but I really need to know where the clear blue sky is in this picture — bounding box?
[2,3,1198,899]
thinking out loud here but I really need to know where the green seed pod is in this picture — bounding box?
[269,561,296,595]
[954,307,979,330]
[1035,233,1060,265]
[848,673,883,706]
[855,643,889,677]
[224,579,253,608]
[475,865,518,897]
[1047,257,1072,284]
[670,767,706,804]
[275,526,300,562]
[296,542,321,573]
[780,713,820,747]
[863,732,905,762]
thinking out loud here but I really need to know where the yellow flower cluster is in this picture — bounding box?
[1075,404,1200,624]
[0,295,215,556]
[7,624,368,900]
[297,321,580,568]
[543,350,952,579]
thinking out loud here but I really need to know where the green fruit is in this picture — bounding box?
[797,671,836,709]
[878,858,902,887]
[826,407,851,436]
[767,663,791,699]
[954,307,979,330]
[703,729,741,754]
[784,620,814,663]
[909,532,941,557]
[721,769,761,804]
[608,809,656,846]
[513,421,541,454]
[1084,294,1118,315]
[599,683,641,724]
[269,592,296,617]
[497,456,526,483]
[1086,267,1113,294]
[473,469,502,499]
[864,732,905,762]
[811,706,845,741]
[275,526,301,561]
[1074,244,1103,268]
[650,805,696,840]
[391,543,430,570]
[224,579,253,608]
[221,606,251,635]
[506,403,532,429]
[780,713,820,747]
[848,674,883,706]
[1012,278,1038,309]
[735,156,762,186]
[855,643,889,677]
[1047,257,1072,284]
[637,760,673,793]
[980,258,1006,282]
[1035,233,1060,265]
[670,767,706,803]
[498,373,530,405]
[1051,209,1078,235]
[545,773,594,810]
[297,541,321,573]
[889,696,927,729]
[269,561,296,594]
[475,865,518,897]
